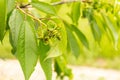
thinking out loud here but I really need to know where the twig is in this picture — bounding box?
[51,0,92,6]
[16,5,46,26]
[20,3,31,8]
[51,0,78,6]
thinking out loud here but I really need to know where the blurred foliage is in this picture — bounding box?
[0,0,120,80]
[54,0,120,70]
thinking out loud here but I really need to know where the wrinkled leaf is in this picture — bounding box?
[0,0,7,41]
[31,1,56,15]
[71,2,80,25]
[16,17,38,80]
[39,40,52,80]
[70,25,89,49]
[9,9,23,54]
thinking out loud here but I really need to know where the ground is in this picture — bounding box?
[0,59,120,80]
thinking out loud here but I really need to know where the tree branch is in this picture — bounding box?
[20,3,31,8]
[51,0,78,6]
[16,5,46,26]
[51,0,92,6]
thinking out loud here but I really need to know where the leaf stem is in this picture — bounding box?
[51,0,92,6]
[52,0,78,5]
[16,5,46,26]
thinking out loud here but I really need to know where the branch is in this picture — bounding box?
[52,0,92,6]
[52,0,78,5]
[16,5,46,26]
[18,0,92,8]
[20,3,31,8]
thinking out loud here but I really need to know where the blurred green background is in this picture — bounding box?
[0,0,120,71]
[58,3,120,70]
[1,19,120,70]
[65,18,120,70]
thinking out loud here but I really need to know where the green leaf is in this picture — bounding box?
[71,2,80,25]
[31,1,56,15]
[66,27,80,58]
[32,0,38,2]
[63,21,80,57]
[16,0,28,3]
[102,13,118,49]
[94,13,106,33]
[16,17,38,80]
[70,25,89,49]
[54,56,73,79]
[39,40,52,80]
[116,14,120,27]
[6,0,15,30]
[87,9,102,42]
[45,19,67,59]
[7,0,15,14]
[107,13,118,29]
[9,9,24,54]
[0,0,7,41]
[54,60,62,76]
[90,19,102,42]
